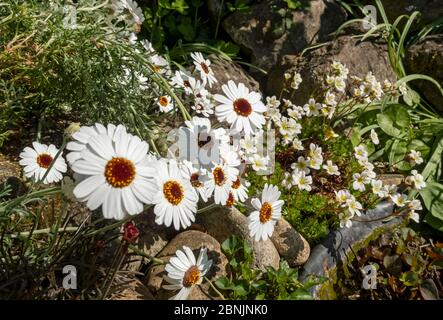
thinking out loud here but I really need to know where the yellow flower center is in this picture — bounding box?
[105,157,136,188]
[163,180,184,205]
[159,96,169,107]
[183,265,201,287]
[259,202,273,223]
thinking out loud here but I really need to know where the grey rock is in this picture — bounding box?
[223,0,346,72]
[378,174,405,187]
[125,208,180,271]
[208,54,261,96]
[148,230,229,300]
[270,218,310,266]
[405,35,443,114]
[266,35,396,106]
[300,201,406,299]
[111,278,155,300]
[195,206,280,270]
[0,154,27,199]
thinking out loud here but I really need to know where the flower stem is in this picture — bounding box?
[204,276,225,300]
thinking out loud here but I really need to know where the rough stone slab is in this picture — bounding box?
[300,201,406,299]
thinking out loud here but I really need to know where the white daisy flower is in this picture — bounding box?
[248,184,284,241]
[177,117,228,167]
[205,163,238,205]
[179,160,209,202]
[214,80,267,135]
[292,171,313,192]
[70,129,156,220]
[192,96,214,117]
[170,70,194,93]
[191,52,217,88]
[370,129,379,145]
[163,246,212,300]
[113,0,144,25]
[157,95,173,113]
[230,177,249,203]
[19,142,67,184]
[150,54,170,75]
[323,160,340,176]
[390,193,408,207]
[141,39,155,53]
[152,159,199,230]
[66,123,126,166]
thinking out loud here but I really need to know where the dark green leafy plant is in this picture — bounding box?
[214,235,322,299]
[336,227,443,300]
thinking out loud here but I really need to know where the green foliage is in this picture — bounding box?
[142,0,241,56]
[0,0,178,148]
[419,182,443,231]
[215,235,321,299]
[336,227,443,299]
[377,104,411,138]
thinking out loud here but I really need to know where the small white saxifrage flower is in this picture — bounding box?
[405,170,426,190]
[407,150,423,166]
[248,184,284,241]
[69,127,156,220]
[191,52,217,88]
[292,170,313,192]
[323,160,340,176]
[152,159,199,230]
[163,246,213,300]
[19,142,67,184]
[370,129,379,145]
[214,80,267,135]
